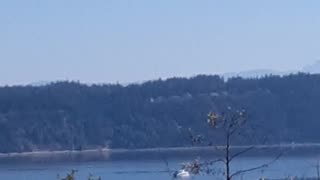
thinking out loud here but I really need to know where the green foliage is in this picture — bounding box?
[0,73,320,153]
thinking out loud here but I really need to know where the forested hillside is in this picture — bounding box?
[0,73,320,153]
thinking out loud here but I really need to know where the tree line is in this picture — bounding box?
[0,73,319,153]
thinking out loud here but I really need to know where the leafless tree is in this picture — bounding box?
[183,107,282,180]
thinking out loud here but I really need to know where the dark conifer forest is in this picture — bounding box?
[0,73,319,153]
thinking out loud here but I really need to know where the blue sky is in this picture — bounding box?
[1,0,320,85]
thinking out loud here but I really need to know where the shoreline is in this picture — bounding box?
[0,148,110,158]
[1,143,320,159]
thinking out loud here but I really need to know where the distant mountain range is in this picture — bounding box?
[302,60,320,74]
[29,61,320,86]
[222,61,320,79]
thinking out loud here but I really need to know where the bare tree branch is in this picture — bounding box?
[230,146,255,162]
[204,158,225,166]
[189,108,282,180]
[230,152,283,179]
[230,164,268,179]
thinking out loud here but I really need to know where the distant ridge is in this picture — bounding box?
[1,73,320,153]
[302,60,320,74]
[26,61,320,86]
[222,61,320,79]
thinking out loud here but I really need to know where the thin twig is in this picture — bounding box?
[229,146,255,162]
[230,152,283,179]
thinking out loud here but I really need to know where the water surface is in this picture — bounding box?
[0,153,319,180]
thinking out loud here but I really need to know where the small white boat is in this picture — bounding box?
[173,169,190,179]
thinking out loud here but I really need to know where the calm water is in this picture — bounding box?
[0,154,319,180]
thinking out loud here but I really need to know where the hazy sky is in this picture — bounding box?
[1,0,320,85]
